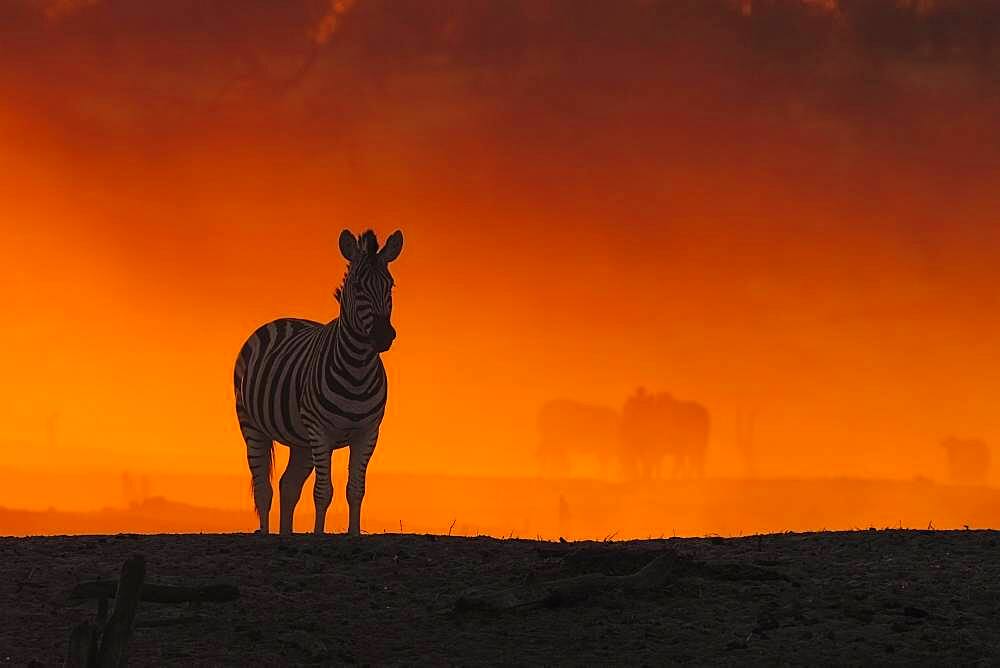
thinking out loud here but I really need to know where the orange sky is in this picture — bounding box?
[3,1,1000,533]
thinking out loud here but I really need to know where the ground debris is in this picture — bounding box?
[280,629,329,660]
[3,531,998,665]
[454,548,789,612]
[455,551,679,612]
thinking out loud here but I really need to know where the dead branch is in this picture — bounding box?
[96,554,145,668]
[70,580,239,604]
[65,555,239,667]
[134,615,206,629]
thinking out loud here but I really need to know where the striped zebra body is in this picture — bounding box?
[234,229,403,536]
[235,317,388,448]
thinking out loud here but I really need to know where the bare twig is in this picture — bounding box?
[16,568,42,593]
[96,554,146,667]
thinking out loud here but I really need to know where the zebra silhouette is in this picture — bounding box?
[234,228,403,535]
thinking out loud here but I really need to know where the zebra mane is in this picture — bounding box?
[334,229,379,303]
[359,229,378,257]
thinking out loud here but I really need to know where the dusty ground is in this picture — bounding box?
[2,530,999,665]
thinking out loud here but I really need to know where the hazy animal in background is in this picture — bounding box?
[619,387,659,479]
[535,390,711,481]
[941,437,991,485]
[619,387,709,480]
[536,399,620,476]
[234,229,403,536]
[665,396,710,478]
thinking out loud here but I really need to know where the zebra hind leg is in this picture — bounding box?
[279,445,313,535]
[243,426,275,534]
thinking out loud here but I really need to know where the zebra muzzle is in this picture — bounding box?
[370,316,396,352]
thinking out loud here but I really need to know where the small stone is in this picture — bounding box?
[281,630,329,660]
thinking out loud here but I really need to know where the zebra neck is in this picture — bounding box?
[327,317,378,378]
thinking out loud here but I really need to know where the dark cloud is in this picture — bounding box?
[1,1,997,248]
[6,0,999,271]
[5,1,998,143]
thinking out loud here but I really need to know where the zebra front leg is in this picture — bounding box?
[310,440,334,535]
[279,445,314,535]
[346,431,378,537]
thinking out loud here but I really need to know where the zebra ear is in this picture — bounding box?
[339,229,358,262]
[379,230,404,263]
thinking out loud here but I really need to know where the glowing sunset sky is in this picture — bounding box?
[3,0,1000,518]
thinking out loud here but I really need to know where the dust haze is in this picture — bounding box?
[3,0,1000,536]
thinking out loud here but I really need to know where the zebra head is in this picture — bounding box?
[336,228,404,353]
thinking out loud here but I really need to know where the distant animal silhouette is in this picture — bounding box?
[536,399,620,476]
[941,437,991,485]
[535,389,710,480]
[233,229,403,535]
[619,388,709,480]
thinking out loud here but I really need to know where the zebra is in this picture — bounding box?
[233,228,403,536]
